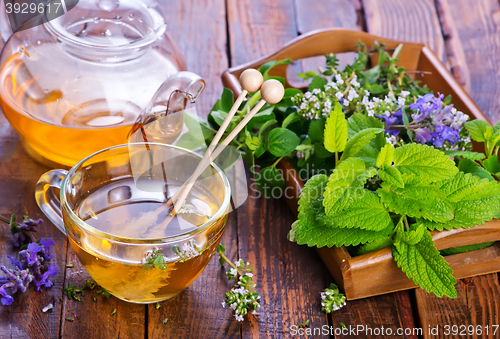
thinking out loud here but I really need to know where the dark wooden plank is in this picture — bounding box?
[363,0,446,62]
[0,114,67,339]
[416,282,472,339]
[465,275,500,339]
[147,214,240,338]
[235,186,331,338]
[436,0,500,122]
[159,0,229,118]
[60,250,146,339]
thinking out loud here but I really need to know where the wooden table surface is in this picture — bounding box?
[1,0,500,338]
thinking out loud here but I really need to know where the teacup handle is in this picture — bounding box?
[35,169,68,235]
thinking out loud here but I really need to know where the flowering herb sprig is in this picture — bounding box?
[217,244,261,322]
[320,283,346,313]
[0,214,43,247]
[0,237,57,305]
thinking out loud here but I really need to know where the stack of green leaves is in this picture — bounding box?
[289,102,500,298]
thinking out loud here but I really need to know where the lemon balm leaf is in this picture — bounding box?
[324,102,348,153]
[393,228,457,298]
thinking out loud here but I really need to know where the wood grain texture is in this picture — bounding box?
[235,181,330,338]
[160,0,229,118]
[147,214,240,339]
[0,114,67,339]
[362,0,446,62]
[437,0,500,123]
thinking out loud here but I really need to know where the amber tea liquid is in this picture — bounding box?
[66,177,226,303]
[0,44,179,166]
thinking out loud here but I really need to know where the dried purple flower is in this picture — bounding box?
[0,238,57,305]
[9,217,43,247]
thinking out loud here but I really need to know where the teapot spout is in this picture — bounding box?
[129,71,205,143]
[149,71,205,116]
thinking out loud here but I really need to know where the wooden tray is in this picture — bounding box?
[221,28,500,300]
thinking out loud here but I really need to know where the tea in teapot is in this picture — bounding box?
[0,0,203,166]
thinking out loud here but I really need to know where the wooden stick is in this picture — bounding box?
[154,79,285,234]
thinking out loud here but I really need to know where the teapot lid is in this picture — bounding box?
[45,0,166,51]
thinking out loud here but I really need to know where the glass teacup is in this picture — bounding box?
[35,143,230,303]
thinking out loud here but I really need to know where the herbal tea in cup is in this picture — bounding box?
[35,143,230,303]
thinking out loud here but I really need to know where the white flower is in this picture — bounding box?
[384,96,392,104]
[324,100,332,108]
[252,310,257,315]
[314,102,320,109]
[361,96,370,106]
[309,95,318,102]
[230,268,237,276]
[291,96,295,102]
[343,99,350,106]
[221,301,226,308]
[246,273,253,277]
[367,110,375,117]
[304,92,312,99]
[347,88,359,101]
[400,90,410,97]
[230,303,237,310]
[235,260,241,267]
[364,90,371,96]
[335,74,344,85]
[312,88,321,94]
[386,135,397,146]
[463,136,471,144]
[384,110,391,117]
[246,262,250,266]
[234,314,244,322]
[350,78,360,87]
[335,92,343,99]
[373,97,381,103]
[398,97,406,106]
[300,103,307,110]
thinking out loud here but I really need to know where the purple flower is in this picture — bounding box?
[40,238,55,260]
[409,93,434,111]
[34,264,58,291]
[7,255,22,269]
[25,243,42,266]
[414,127,433,144]
[432,125,460,147]
[0,286,14,305]
[11,219,42,247]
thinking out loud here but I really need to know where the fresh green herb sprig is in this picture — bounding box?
[63,279,111,301]
[321,283,346,313]
[217,244,261,322]
[289,106,500,298]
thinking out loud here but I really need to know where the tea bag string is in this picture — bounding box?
[157,72,285,232]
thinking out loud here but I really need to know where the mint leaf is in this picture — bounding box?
[440,241,495,256]
[482,155,500,175]
[323,158,376,216]
[458,158,494,181]
[291,174,392,248]
[379,166,404,188]
[309,75,328,91]
[346,113,386,166]
[324,102,347,153]
[308,119,325,143]
[378,185,454,222]
[393,228,457,298]
[464,120,492,142]
[267,128,300,157]
[340,128,384,162]
[354,235,394,256]
[282,112,299,129]
[376,144,395,168]
[393,144,458,183]
[347,113,384,138]
[320,191,391,231]
[423,172,500,230]
[444,150,485,161]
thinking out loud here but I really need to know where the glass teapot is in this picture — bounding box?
[0,0,204,167]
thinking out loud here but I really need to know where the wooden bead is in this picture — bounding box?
[260,79,285,104]
[239,69,264,93]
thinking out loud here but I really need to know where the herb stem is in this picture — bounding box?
[0,215,15,225]
[403,216,410,231]
[334,152,339,166]
[218,252,237,270]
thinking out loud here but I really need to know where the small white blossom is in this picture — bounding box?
[246,273,253,277]
[335,74,344,85]
[350,78,360,87]
[335,92,343,99]
[234,314,244,322]
[386,135,397,146]
[230,268,237,276]
[361,96,370,106]
[400,90,410,97]
[221,301,226,308]
[312,88,321,94]
[384,110,391,117]
[367,110,375,117]
[304,92,312,99]
[300,103,307,110]
[230,303,237,310]
[343,99,350,107]
[364,90,370,96]
[314,102,320,109]
[397,97,406,106]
